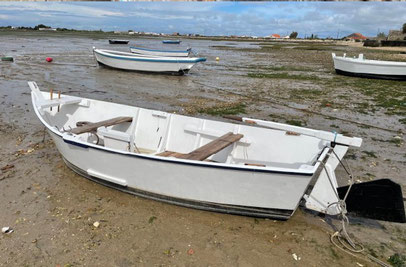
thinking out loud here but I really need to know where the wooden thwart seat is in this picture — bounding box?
[158,132,243,161]
[70,116,132,135]
[157,151,186,158]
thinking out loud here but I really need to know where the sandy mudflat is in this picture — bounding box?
[0,31,405,266]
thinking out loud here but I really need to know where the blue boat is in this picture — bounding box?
[162,40,181,44]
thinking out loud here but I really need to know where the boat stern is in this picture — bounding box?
[303,137,362,216]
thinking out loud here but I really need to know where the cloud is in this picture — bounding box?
[0,2,124,18]
[0,2,405,38]
[126,11,194,20]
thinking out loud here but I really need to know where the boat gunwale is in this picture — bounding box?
[31,92,329,176]
[130,46,191,53]
[332,55,406,67]
[94,49,206,63]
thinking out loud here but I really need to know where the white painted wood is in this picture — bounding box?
[87,169,128,186]
[183,124,251,145]
[130,46,190,57]
[93,48,205,73]
[29,82,363,218]
[332,53,406,77]
[304,145,348,215]
[241,117,362,147]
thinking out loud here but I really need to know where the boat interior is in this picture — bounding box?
[32,89,329,172]
[95,49,203,61]
[96,49,163,58]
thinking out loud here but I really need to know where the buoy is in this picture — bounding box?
[1,56,14,62]
[46,57,53,62]
[216,57,220,61]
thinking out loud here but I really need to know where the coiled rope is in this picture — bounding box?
[320,148,391,267]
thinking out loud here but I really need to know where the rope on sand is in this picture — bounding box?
[321,150,391,267]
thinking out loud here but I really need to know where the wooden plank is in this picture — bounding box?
[156,151,186,158]
[70,116,132,135]
[178,132,243,161]
[244,163,266,167]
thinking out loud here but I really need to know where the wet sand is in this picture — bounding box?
[0,32,405,266]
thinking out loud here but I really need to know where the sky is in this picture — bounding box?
[0,2,405,38]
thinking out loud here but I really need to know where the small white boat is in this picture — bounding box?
[29,81,363,220]
[332,53,406,80]
[130,46,191,57]
[93,48,206,74]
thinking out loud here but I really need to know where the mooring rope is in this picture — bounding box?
[320,149,391,267]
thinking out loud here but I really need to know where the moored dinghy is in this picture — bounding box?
[162,40,181,44]
[109,39,129,44]
[93,48,206,74]
[130,46,191,57]
[332,53,406,80]
[29,81,364,220]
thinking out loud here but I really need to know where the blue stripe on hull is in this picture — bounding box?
[163,40,181,44]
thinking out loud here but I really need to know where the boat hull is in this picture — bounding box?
[94,49,200,74]
[163,40,181,44]
[332,54,406,80]
[48,130,313,220]
[109,40,129,44]
[96,61,189,75]
[335,69,406,81]
[63,158,293,219]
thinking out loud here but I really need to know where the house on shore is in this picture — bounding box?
[267,34,281,39]
[344,33,367,41]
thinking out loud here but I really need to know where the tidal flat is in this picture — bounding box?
[0,31,405,266]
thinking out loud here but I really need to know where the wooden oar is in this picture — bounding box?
[223,115,362,147]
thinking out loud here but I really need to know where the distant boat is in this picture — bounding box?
[130,46,191,57]
[93,48,206,74]
[162,40,181,44]
[332,53,406,80]
[1,56,14,62]
[109,39,130,44]
[28,81,363,220]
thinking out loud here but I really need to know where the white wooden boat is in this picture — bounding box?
[93,48,206,74]
[29,81,363,220]
[332,53,406,80]
[130,46,191,57]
